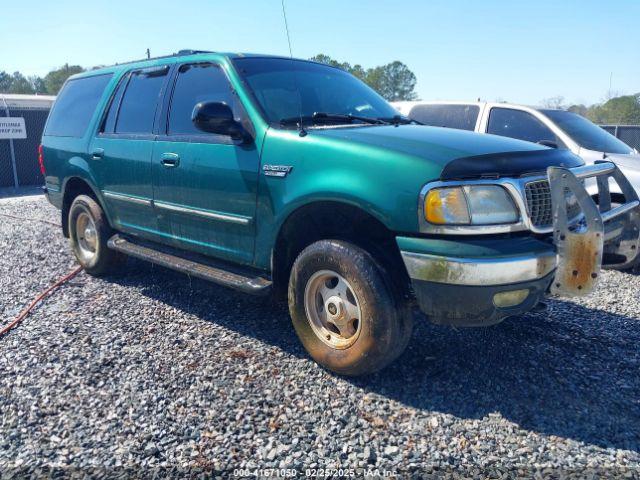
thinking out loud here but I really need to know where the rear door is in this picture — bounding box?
[151,62,260,265]
[90,65,170,236]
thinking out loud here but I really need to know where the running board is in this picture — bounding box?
[107,234,272,295]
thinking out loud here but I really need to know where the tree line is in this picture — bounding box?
[0,64,85,96]
[0,55,419,101]
[539,94,640,125]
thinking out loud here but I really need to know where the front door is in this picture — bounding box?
[151,62,260,265]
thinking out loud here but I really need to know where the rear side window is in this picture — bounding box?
[409,104,479,131]
[168,63,235,135]
[45,74,112,137]
[114,66,168,134]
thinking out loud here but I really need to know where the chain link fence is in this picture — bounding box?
[0,95,54,189]
[600,125,640,151]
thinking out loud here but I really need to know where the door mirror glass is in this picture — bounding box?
[191,101,250,142]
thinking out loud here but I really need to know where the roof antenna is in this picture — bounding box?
[146,48,151,59]
[281,0,307,137]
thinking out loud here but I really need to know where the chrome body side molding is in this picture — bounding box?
[153,201,252,225]
[102,191,252,225]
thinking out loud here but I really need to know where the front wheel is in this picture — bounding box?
[288,240,410,376]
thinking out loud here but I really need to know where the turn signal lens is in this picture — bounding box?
[425,187,470,224]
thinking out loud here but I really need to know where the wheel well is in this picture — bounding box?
[61,177,99,237]
[271,201,411,300]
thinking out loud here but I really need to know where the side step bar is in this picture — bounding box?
[107,234,272,295]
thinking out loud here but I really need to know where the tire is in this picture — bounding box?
[68,194,123,276]
[288,239,408,376]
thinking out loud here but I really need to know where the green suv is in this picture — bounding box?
[41,50,640,375]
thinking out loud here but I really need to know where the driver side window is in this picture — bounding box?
[488,108,564,147]
[168,63,236,135]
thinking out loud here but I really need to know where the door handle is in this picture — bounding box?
[91,148,104,160]
[160,152,180,168]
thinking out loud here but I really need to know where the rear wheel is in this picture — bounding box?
[68,195,123,275]
[288,240,410,376]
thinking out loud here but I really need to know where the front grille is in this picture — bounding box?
[524,180,582,229]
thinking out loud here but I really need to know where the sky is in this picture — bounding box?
[1,0,638,106]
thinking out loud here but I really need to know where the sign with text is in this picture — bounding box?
[0,117,27,139]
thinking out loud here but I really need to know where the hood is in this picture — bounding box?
[605,152,640,171]
[312,125,584,179]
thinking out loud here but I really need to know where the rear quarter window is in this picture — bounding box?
[409,104,479,131]
[44,74,112,137]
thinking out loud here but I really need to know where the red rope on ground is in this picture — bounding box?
[0,265,83,337]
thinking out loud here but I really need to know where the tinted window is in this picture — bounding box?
[115,66,168,134]
[45,74,112,137]
[488,108,561,146]
[168,63,235,135]
[541,109,633,154]
[233,58,398,125]
[102,75,128,134]
[409,104,479,131]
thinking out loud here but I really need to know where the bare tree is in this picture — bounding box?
[539,96,566,110]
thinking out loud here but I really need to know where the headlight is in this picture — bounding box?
[425,185,519,225]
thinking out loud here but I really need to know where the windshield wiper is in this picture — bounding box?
[279,112,387,127]
[377,115,422,125]
[312,112,387,125]
[280,115,315,127]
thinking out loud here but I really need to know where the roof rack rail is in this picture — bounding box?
[176,49,214,55]
[113,49,215,67]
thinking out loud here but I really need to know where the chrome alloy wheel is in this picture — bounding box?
[303,269,362,349]
[75,209,98,263]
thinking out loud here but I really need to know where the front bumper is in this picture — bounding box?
[399,161,640,326]
[398,236,556,326]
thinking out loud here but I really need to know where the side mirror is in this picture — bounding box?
[191,101,251,143]
[537,140,559,149]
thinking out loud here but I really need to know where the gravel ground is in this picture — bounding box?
[0,195,639,478]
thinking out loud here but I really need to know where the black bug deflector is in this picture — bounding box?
[548,161,640,297]
[440,148,583,181]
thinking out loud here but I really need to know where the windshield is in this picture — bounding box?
[541,109,633,154]
[232,57,400,126]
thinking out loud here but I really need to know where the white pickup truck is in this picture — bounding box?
[393,101,640,202]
